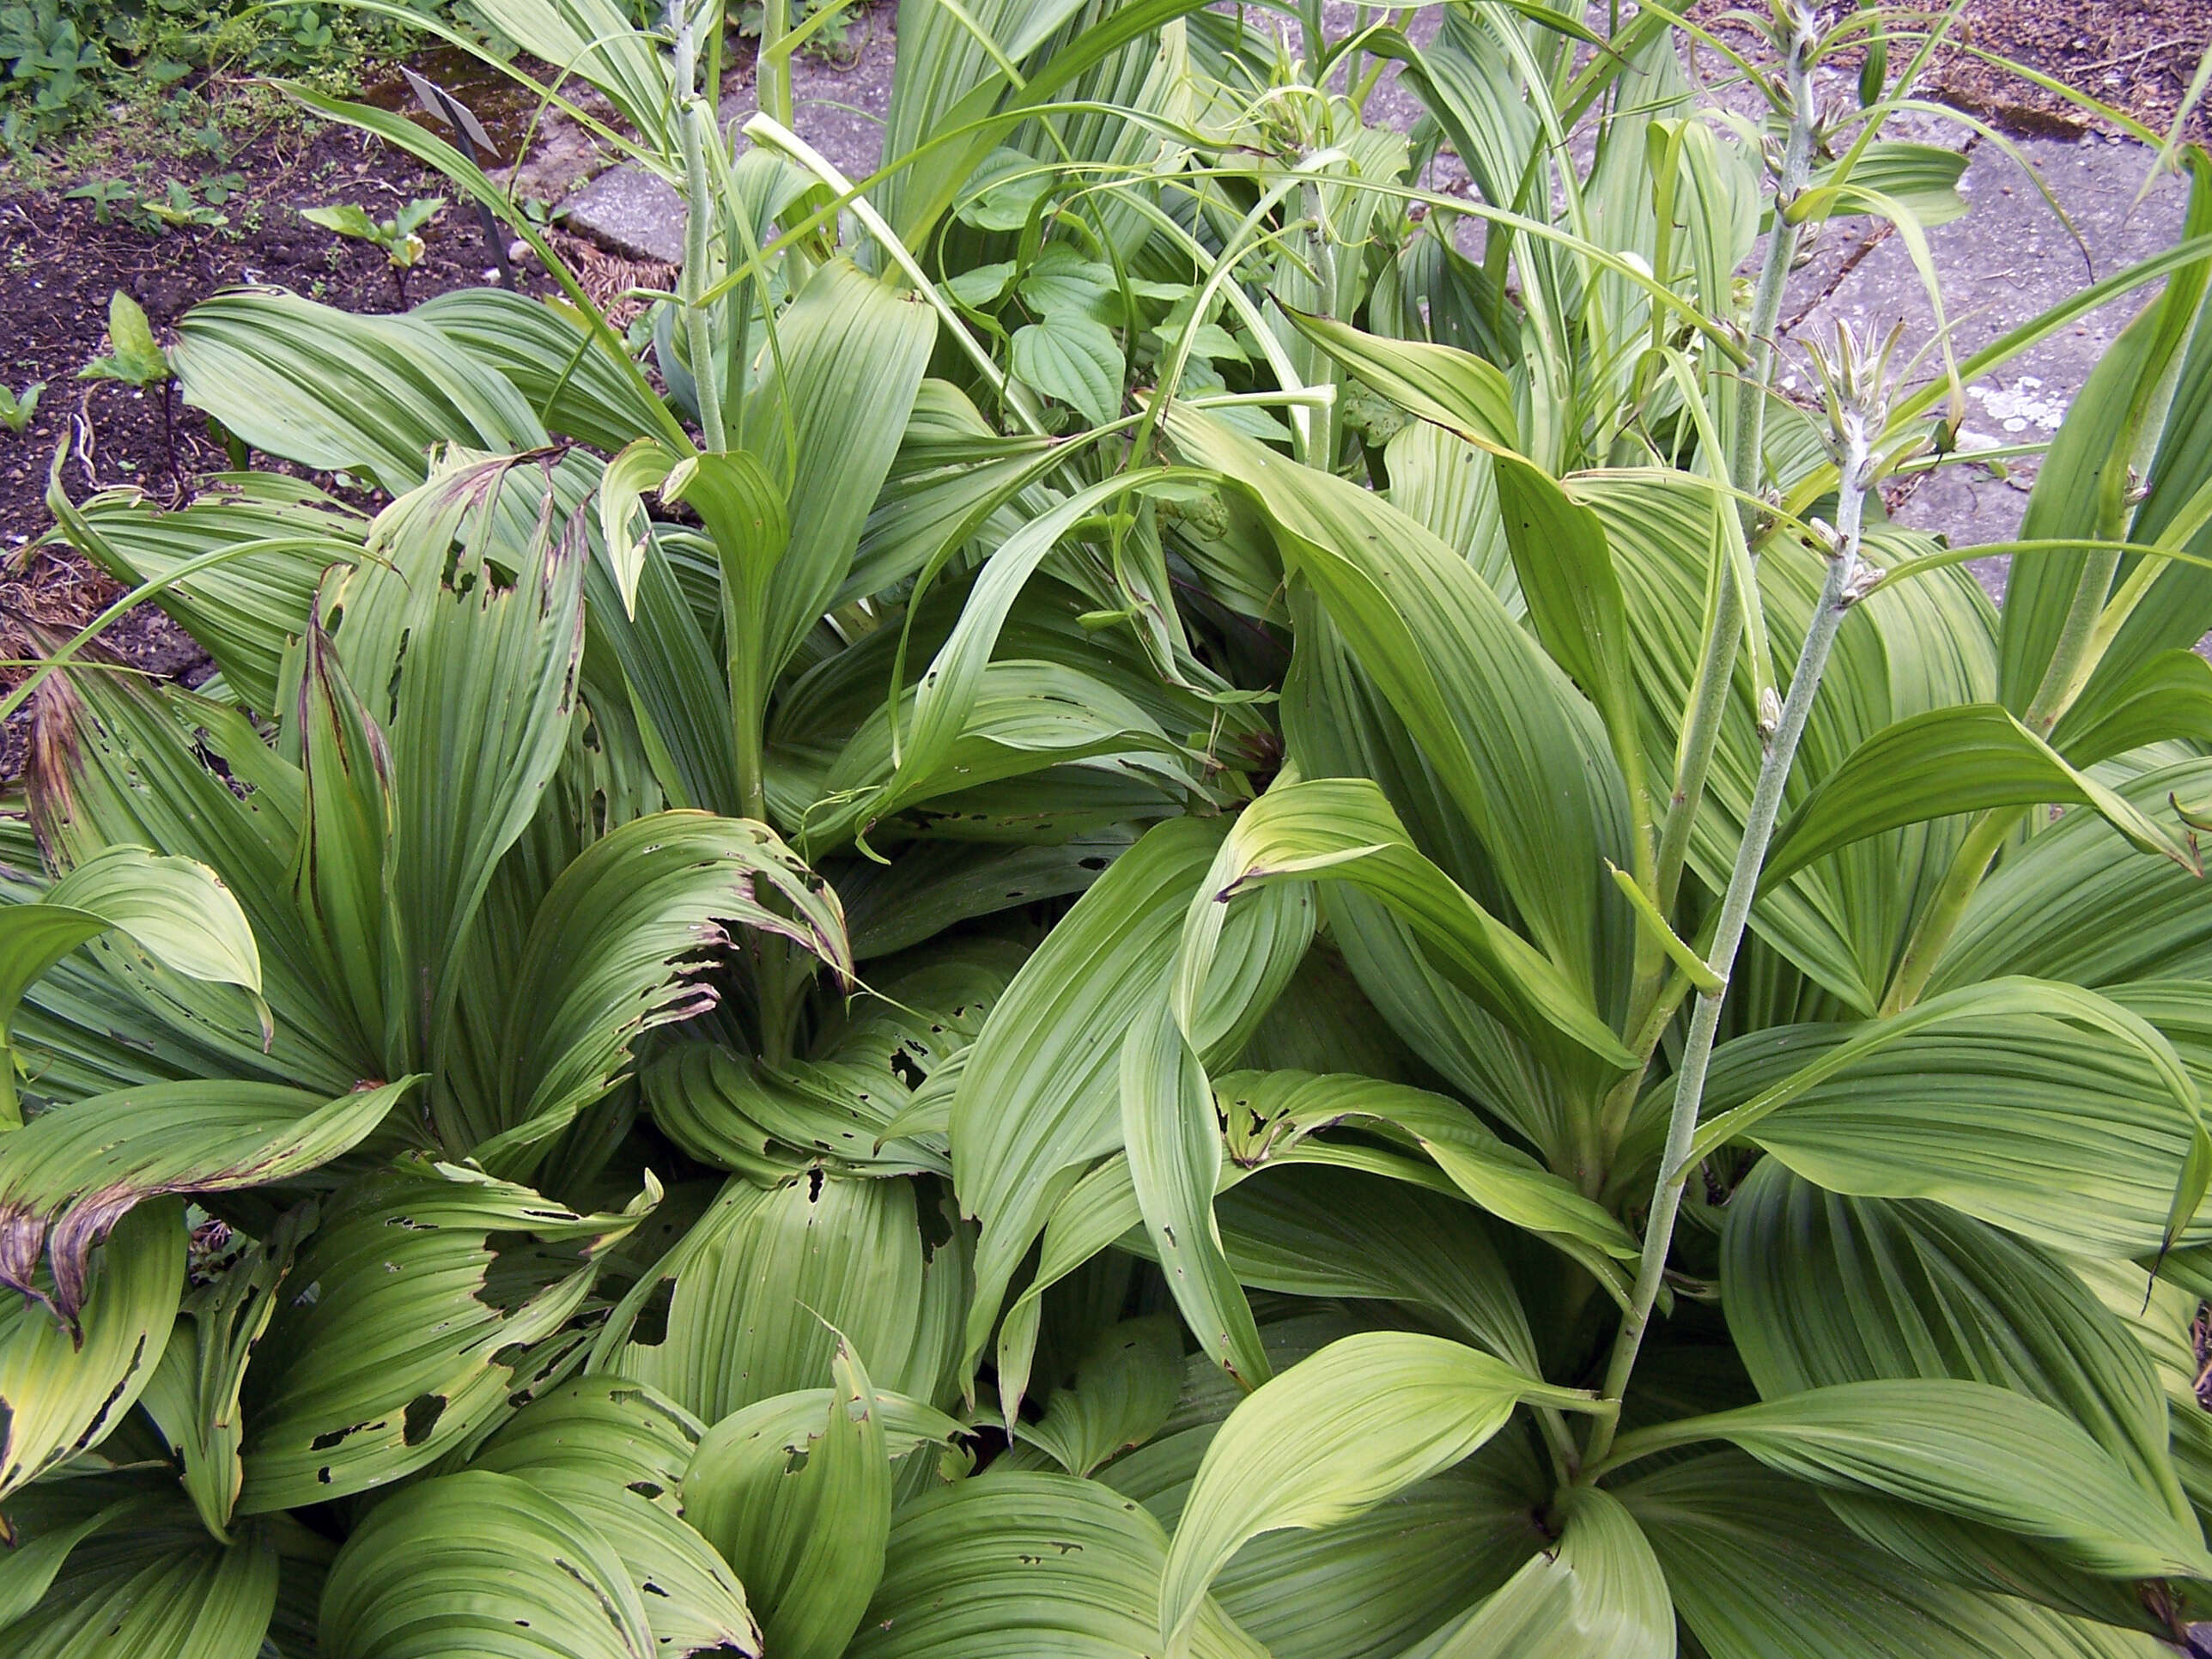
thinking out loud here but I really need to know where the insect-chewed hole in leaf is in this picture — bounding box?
[629,1278,676,1348]
[309,1419,381,1451]
[806,1167,825,1202]
[889,1044,927,1090]
[473,1231,586,1313]
[401,1392,447,1446]
[625,1479,663,1500]
[783,1445,811,1476]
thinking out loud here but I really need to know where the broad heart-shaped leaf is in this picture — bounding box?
[1182,779,1633,1072]
[173,289,547,494]
[1761,703,2198,884]
[139,1202,313,1540]
[0,845,261,1126]
[1407,1487,1672,1659]
[676,1341,886,1659]
[1615,1378,2212,1581]
[1722,1159,2189,1518]
[235,1158,655,1513]
[1121,999,1269,1389]
[1163,403,1626,1007]
[599,1169,963,1423]
[956,815,1227,1371]
[1211,1068,1638,1286]
[0,1489,277,1659]
[0,1200,180,1504]
[0,1078,416,1322]
[1022,1316,1182,1480]
[1622,1451,2170,1659]
[848,1470,1267,1659]
[471,1377,761,1659]
[320,1468,654,1659]
[1158,1331,1595,1656]
[479,811,851,1169]
[744,258,939,688]
[1011,311,1124,427]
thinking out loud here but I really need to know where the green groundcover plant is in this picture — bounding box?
[5,0,2212,1653]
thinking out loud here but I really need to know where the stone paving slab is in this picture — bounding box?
[565,21,898,261]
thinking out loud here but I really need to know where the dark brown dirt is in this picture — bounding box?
[1929,0,2211,142]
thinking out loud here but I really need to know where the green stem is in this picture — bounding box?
[678,98,727,452]
[1651,1,1819,915]
[1877,803,2019,1015]
[1583,414,1872,1471]
[761,0,793,129]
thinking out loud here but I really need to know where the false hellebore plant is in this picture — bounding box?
[6,0,2212,1655]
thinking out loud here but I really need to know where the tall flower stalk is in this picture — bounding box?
[1583,320,1897,1467]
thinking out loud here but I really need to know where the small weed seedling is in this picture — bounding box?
[0,381,43,434]
[79,289,180,485]
[301,196,443,305]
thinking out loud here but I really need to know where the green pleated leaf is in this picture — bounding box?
[483,811,851,1165]
[646,940,1012,1178]
[747,258,940,685]
[0,844,263,1127]
[1185,779,1632,1068]
[1212,1067,1638,1286]
[418,288,674,454]
[1023,1316,1182,1480]
[1763,703,2198,884]
[678,1341,890,1659]
[1164,404,1623,1004]
[173,289,547,494]
[139,1202,315,1539]
[1722,1159,2188,1517]
[1123,999,1269,1389]
[0,1493,277,1659]
[1624,1451,2170,1658]
[1275,307,1519,447]
[2051,647,2212,766]
[1680,979,2212,1259]
[1614,1378,2212,1581]
[235,1159,654,1512]
[955,814,1227,1370]
[0,1200,181,1503]
[848,1470,1267,1659]
[0,1079,414,1322]
[320,1468,654,1659]
[471,1378,760,1659]
[1410,1487,1672,1659]
[603,1170,963,1422]
[1158,1331,1595,1655]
